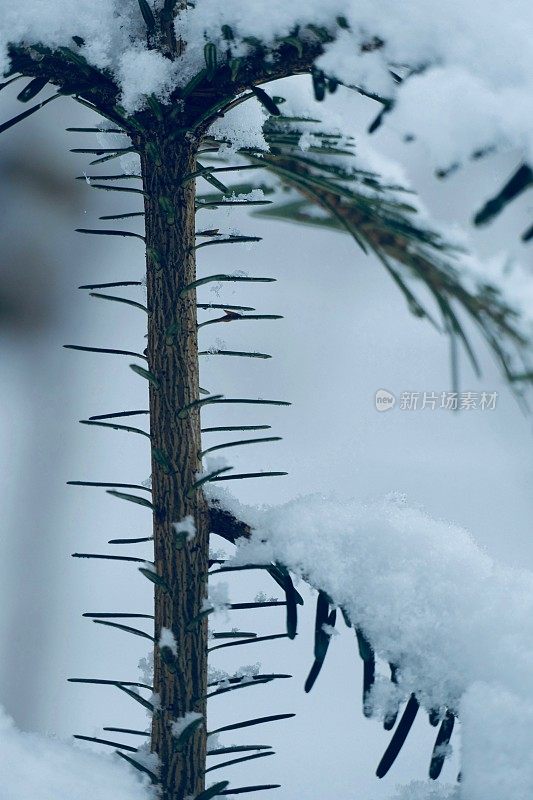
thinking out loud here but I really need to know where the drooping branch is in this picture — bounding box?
[207,495,459,782]
[207,502,252,544]
[262,155,527,379]
[5,22,387,141]
[226,120,530,383]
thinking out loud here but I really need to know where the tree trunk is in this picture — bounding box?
[142,131,208,800]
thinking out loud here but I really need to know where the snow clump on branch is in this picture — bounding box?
[1,1,533,162]
[209,485,533,800]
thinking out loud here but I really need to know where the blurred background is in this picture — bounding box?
[0,77,532,798]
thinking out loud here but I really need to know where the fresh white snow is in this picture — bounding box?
[0,704,155,800]
[1,1,533,162]
[208,485,533,800]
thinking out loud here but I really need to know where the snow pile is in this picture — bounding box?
[210,101,269,153]
[182,0,533,163]
[0,0,177,112]
[0,704,154,800]
[209,487,533,800]
[1,1,533,161]
[1,1,141,85]
[117,47,181,113]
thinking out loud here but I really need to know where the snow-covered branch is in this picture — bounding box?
[2,1,532,164]
[209,486,533,799]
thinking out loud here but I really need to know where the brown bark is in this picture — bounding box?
[142,130,208,800]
